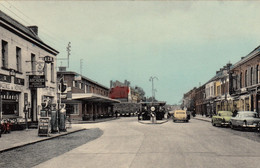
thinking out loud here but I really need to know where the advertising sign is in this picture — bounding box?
[29,75,45,88]
[38,117,50,136]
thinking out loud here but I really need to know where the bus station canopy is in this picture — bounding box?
[72,93,120,103]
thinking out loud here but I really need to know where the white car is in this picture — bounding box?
[230,111,260,129]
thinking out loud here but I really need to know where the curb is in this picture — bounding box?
[0,128,86,153]
[193,117,211,123]
[70,117,120,124]
[138,119,169,125]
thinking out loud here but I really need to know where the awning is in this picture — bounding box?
[72,93,120,103]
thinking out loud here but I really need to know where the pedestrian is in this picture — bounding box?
[233,108,238,117]
[115,110,118,118]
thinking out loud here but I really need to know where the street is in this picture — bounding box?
[29,117,260,168]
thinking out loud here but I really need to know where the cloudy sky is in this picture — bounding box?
[1,1,260,104]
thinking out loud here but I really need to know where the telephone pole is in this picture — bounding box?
[149,76,158,102]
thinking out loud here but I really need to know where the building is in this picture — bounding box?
[230,46,260,113]
[57,67,119,121]
[0,10,58,125]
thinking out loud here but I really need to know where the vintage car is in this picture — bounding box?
[230,111,260,129]
[173,110,189,122]
[211,111,233,127]
[138,101,166,121]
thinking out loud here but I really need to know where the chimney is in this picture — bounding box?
[28,26,38,35]
[58,66,66,72]
[241,57,245,60]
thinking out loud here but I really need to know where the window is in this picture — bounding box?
[51,63,54,82]
[1,40,8,68]
[73,81,75,87]
[44,63,48,81]
[66,104,79,115]
[85,85,87,93]
[240,72,242,88]
[245,70,247,87]
[256,65,259,84]
[79,82,82,89]
[250,67,253,86]
[31,54,36,74]
[16,47,21,72]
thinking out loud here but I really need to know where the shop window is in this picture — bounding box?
[1,40,8,68]
[16,47,21,72]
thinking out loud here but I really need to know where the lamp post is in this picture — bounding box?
[149,76,158,102]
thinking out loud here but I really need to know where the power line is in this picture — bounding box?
[2,1,66,44]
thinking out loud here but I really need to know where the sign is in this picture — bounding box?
[29,75,45,88]
[44,56,54,64]
[38,117,50,136]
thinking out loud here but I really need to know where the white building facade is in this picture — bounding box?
[0,10,58,124]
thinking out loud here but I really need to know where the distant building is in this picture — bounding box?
[0,10,58,124]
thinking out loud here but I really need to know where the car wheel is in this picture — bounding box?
[173,120,175,122]
[212,120,215,126]
[230,122,234,129]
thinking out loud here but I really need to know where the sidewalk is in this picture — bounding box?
[193,115,212,123]
[0,125,85,153]
[0,116,119,153]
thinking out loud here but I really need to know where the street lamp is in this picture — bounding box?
[149,76,158,102]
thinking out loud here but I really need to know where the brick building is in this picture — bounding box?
[230,46,260,113]
[57,68,119,121]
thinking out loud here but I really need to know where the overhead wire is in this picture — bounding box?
[1,1,67,51]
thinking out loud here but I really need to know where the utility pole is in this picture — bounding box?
[66,42,71,68]
[149,76,158,102]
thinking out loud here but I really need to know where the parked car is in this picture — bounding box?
[230,111,260,130]
[211,111,233,127]
[173,110,189,122]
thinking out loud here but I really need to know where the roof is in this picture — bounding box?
[238,111,257,114]
[58,71,109,90]
[0,10,58,55]
[72,93,120,103]
[231,45,260,70]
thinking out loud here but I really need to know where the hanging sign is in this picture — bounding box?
[29,75,45,88]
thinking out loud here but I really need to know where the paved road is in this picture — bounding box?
[32,118,260,168]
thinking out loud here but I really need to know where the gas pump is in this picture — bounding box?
[38,99,51,136]
[59,103,66,132]
[50,104,58,133]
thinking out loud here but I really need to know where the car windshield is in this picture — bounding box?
[176,112,185,114]
[241,113,256,118]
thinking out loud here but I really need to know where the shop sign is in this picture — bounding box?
[0,82,23,91]
[44,56,54,64]
[29,75,45,88]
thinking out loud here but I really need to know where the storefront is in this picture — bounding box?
[1,90,20,117]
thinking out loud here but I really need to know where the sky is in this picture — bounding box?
[1,1,260,105]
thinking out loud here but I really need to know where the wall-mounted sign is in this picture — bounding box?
[29,75,45,88]
[44,56,54,64]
